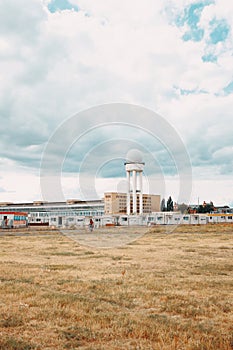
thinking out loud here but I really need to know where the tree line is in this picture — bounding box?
[160,198,215,213]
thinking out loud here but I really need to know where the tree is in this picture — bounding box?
[160,198,166,212]
[167,196,174,212]
[178,203,188,214]
[197,201,214,213]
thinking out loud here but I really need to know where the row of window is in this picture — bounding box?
[51,217,102,222]
[14,216,27,221]
[209,216,232,220]
[31,211,105,217]
[147,216,203,221]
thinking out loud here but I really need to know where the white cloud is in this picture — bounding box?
[0,0,232,205]
[71,0,164,24]
[0,164,41,203]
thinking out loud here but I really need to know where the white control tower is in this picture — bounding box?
[125,150,145,215]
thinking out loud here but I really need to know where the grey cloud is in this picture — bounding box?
[59,124,176,176]
[187,123,233,175]
[1,3,166,173]
[0,0,232,189]
[39,113,181,185]
[0,0,47,43]
[0,143,43,168]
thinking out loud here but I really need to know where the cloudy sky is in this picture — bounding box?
[0,0,232,206]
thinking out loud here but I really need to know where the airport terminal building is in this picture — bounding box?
[1,199,233,228]
[0,199,104,227]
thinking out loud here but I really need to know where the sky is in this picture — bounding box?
[0,0,233,206]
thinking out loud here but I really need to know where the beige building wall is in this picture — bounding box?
[104,193,127,215]
[142,194,160,213]
[150,194,161,212]
[104,192,160,215]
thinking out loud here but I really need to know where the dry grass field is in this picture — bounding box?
[0,224,232,349]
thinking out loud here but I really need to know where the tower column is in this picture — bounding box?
[127,170,131,215]
[132,170,137,214]
[139,171,143,214]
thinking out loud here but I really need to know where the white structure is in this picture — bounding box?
[125,150,145,215]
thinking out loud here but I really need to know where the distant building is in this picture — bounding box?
[0,200,104,226]
[104,192,160,215]
[213,206,232,214]
[0,211,28,228]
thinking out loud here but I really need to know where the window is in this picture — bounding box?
[39,212,48,217]
[14,215,26,221]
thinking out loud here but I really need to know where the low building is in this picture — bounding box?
[104,192,160,215]
[207,213,233,223]
[0,200,104,226]
[0,212,28,228]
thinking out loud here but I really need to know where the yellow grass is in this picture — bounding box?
[0,224,232,349]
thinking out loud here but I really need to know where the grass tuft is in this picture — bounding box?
[0,337,35,350]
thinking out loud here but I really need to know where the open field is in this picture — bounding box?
[0,224,232,349]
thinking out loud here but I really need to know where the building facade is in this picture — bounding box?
[104,192,160,215]
[0,200,104,226]
[0,212,28,228]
